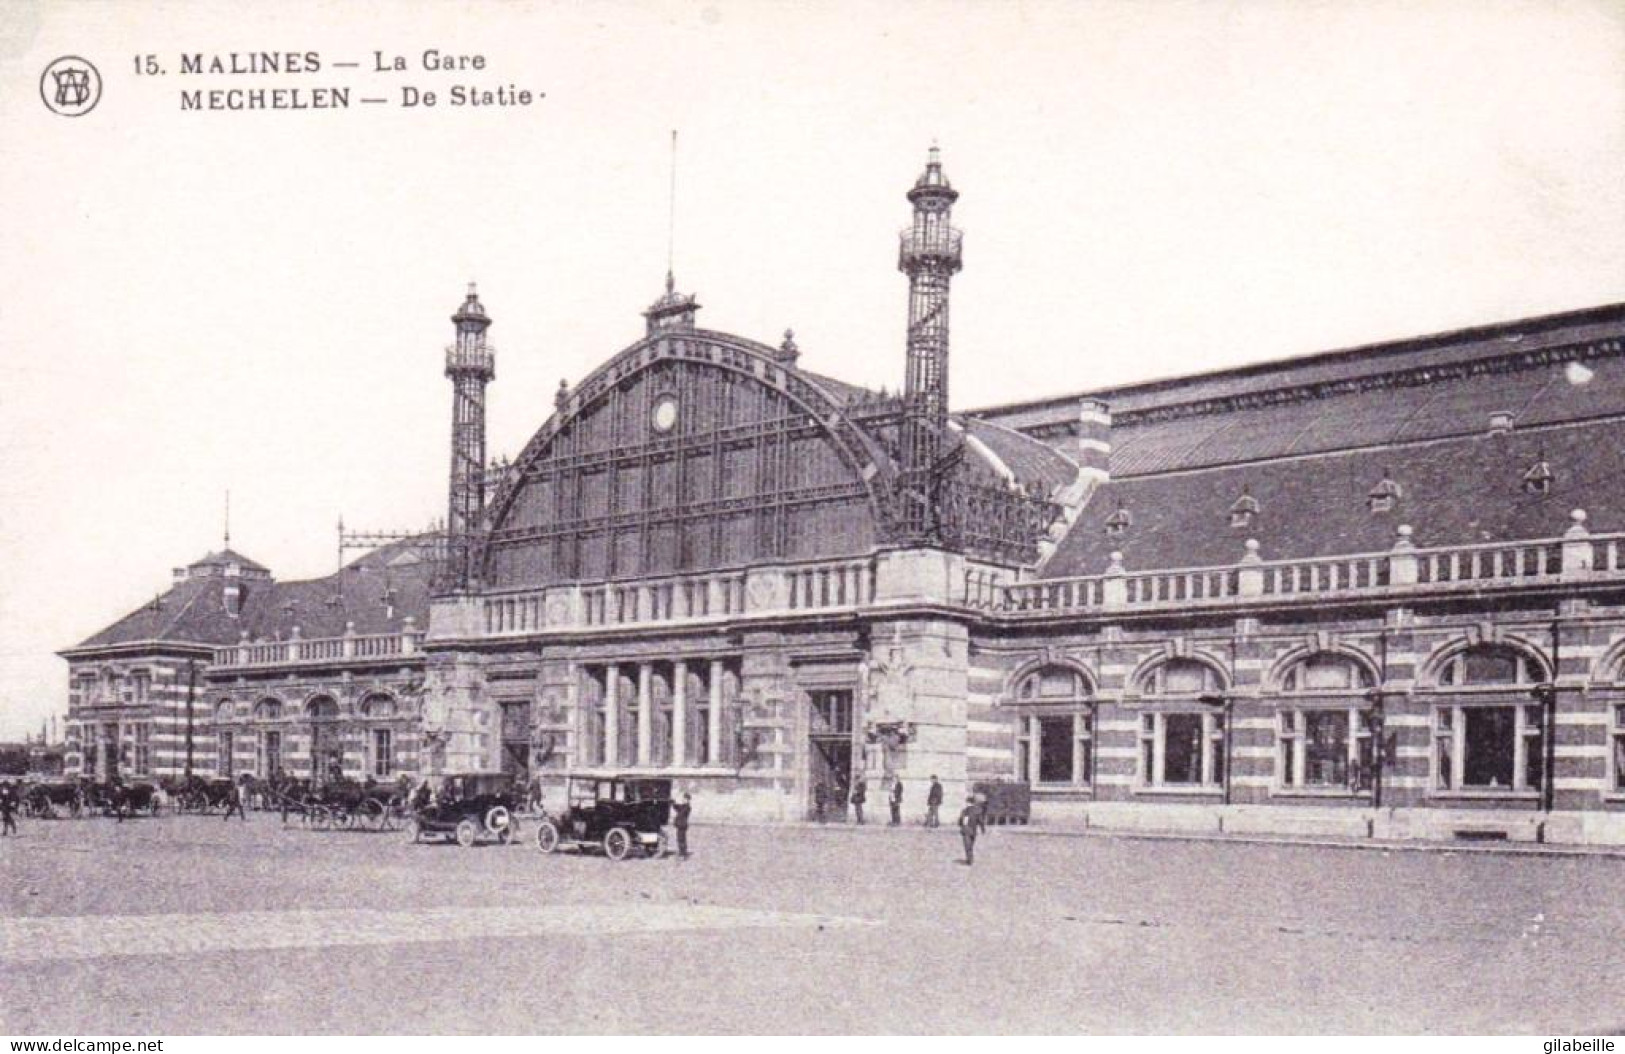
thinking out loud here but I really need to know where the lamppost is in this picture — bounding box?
[1529,682,1558,816]
[1362,686,1387,809]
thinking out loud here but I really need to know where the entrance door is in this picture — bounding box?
[808,690,854,821]
[500,701,532,782]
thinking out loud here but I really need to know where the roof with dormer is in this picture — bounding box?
[995,303,1625,578]
[64,539,434,655]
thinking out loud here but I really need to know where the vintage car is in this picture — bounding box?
[411,772,522,847]
[534,775,672,861]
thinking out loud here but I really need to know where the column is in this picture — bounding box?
[604,663,619,767]
[672,660,688,767]
[637,663,652,767]
[708,659,724,766]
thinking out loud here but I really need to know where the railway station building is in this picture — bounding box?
[60,152,1625,844]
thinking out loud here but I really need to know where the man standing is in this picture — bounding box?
[958,794,986,865]
[813,780,828,823]
[0,782,17,836]
[926,775,944,828]
[888,776,903,827]
[671,791,692,859]
[223,777,247,822]
[850,775,867,826]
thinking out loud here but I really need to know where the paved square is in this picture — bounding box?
[2,814,1621,1033]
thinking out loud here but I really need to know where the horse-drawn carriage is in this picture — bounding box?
[87,780,161,817]
[22,780,85,819]
[295,777,411,831]
[163,774,238,814]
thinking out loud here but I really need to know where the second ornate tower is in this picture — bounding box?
[444,284,495,591]
[897,146,963,542]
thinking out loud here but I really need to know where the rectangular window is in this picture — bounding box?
[1163,713,1204,784]
[1614,704,1625,793]
[262,730,282,779]
[1303,710,1349,786]
[1037,715,1073,782]
[1434,704,1542,793]
[219,731,235,778]
[132,724,151,776]
[1140,711,1223,789]
[1279,709,1373,790]
[372,729,393,778]
[1020,712,1093,786]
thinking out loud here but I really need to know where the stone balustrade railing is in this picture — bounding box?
[981,514,1625,617]
[480,556,879,635]
[211,626,421,669]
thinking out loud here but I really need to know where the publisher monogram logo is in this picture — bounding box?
[40,56,102,117]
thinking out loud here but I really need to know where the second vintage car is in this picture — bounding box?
[411,772,522,847]
[534,775,672,860]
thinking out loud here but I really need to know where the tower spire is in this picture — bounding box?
[444,282,496,591]
[223,489,230,548]
[667,129,678,288]
[896,144,963,543]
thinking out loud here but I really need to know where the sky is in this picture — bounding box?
[0,0,1622,738]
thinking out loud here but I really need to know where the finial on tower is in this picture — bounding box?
[223,489,231,547]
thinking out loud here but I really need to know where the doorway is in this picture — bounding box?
[808,690,854,821]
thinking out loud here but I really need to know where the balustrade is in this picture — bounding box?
[984,530,1625,617]
[211,631,415,669]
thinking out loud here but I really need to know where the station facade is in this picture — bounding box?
[60,153,1625,843]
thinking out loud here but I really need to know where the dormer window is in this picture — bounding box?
[1105,504,1132,536]
[1368,473,1403,514]
[1229,488,1259,529]
[1522,454,1553,495]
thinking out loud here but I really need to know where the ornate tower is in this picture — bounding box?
[897,146,963,542]
[444,283,495,591]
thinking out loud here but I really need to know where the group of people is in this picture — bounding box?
[809,773,989,865]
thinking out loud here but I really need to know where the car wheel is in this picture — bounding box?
[604,826,632,861]
[455,817,479,848]
[535,819,560,854]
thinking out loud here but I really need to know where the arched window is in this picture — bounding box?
[1009,664,1094,787]
[214,699,235,723]
[1437,644,1541,687]
[1432,644,1546,794]
[1280,653,1375,693]
[361,694,395,720]
[1137,658,1226,789]
[1275,653,1377,793]
[1140,657,1225,697]
[254,698,283,721]
[306,696,340,721]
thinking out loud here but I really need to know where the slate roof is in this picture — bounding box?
[67,539,435,653]
[1043,409,1625,577]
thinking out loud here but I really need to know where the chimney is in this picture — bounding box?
[1072,398,1111,481]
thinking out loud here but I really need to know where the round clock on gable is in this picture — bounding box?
[651,395,679,433]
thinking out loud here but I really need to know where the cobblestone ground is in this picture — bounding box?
[2,812,1621,1034]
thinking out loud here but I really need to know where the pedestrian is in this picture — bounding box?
[0,783,17,836]
[926,775,943,828]
[888,777,903,826]
[958,794,986,865]
[223,778,246,822]
[671,791,692,859]
[813,780,828,823]
[850,775,867,826]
